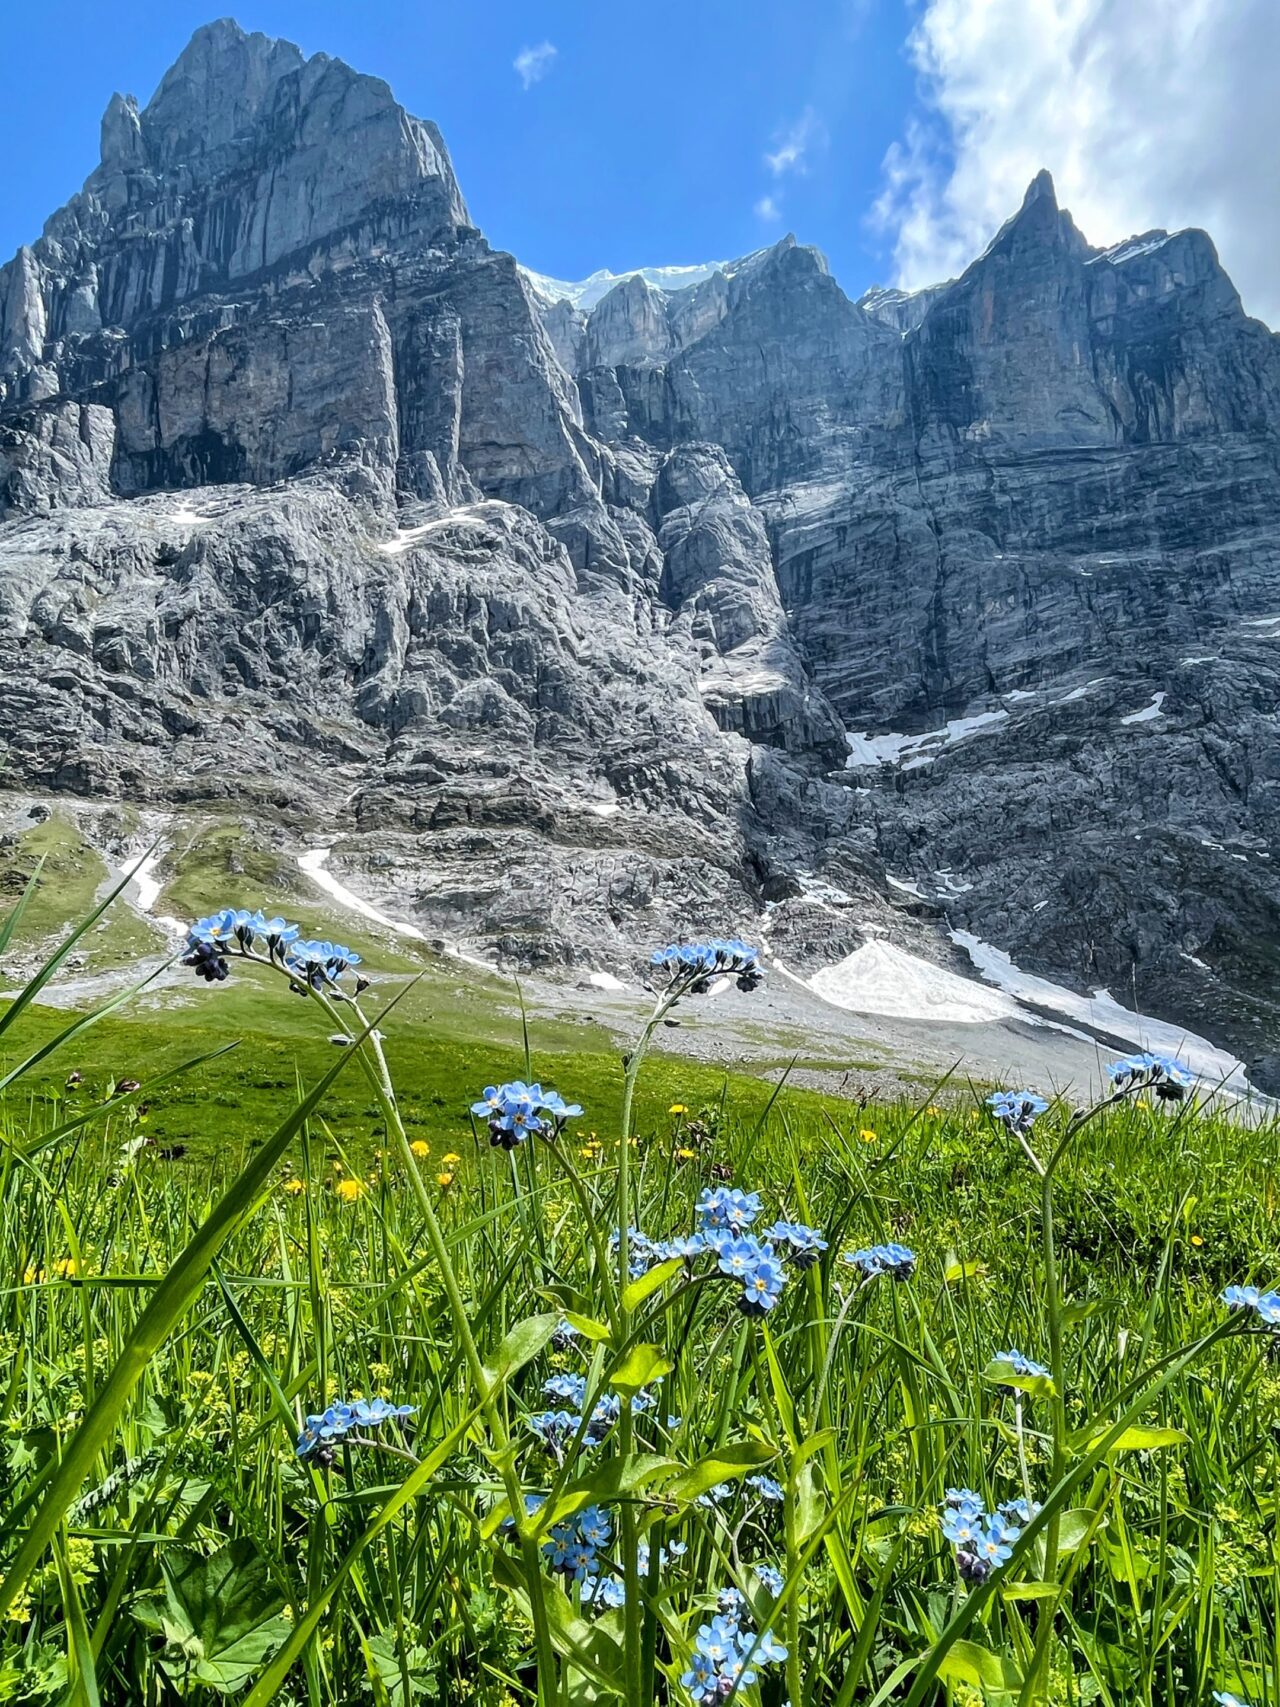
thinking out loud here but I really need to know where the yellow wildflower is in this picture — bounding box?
[23,1265,44,1285]
[437,1171,455,1189]
[669,1103,688,1115]
[283,1178,305,1196]
[859,1128,878,1144]
[441,1152,461,1166]
[334,1177,365,1203]
[52,1258,81,1279]
[1190,1234,1204,1247]
[410,1140,431,1159]
[677,1148,697,1160]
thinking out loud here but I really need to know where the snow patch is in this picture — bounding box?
[1120,691,1166,726]
[122,833,185,940]
[298,849,429,942]
[806,940,1025,1024]
[950,929,1253,1092]
[845,709,1007,770]
[583,801,620,818]
[886,874,924,898]
[587,970,628,992]
[521,259,733,311]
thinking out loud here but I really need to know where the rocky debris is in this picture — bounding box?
[0,22,1278,1088]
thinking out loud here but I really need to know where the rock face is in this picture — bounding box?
[2,21,1280,1086]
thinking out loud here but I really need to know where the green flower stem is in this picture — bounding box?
[615,976,686,1707]
[317,989,560,1707]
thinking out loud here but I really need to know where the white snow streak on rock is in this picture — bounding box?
[122,838,185,939]
[950,930,1253,1092]
[298,849,428,940]
[1120,691,1166,725]
[845,709,1007,770]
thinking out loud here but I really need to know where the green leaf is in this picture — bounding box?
[661,1440,776,1505]
[943,1252,988,1285]
[1000,1581,1059,1602]
[1098,1425,1189,1455]
[982,1356,1058,1399]
[560,1310,612,1344]
[622,1258,683,1312]
[1057,1507,1103,1552]
[132,1541,288,1693]
[936,1638,1021,1696]
[607,1342,672,1397]
[481,1313,560,1387]
[532,1455,676,1536]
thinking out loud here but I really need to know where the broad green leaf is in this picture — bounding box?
[481,1313,560,1387]
[982,1356,1058,1399]
[943,1253,988,1284]
[1058,1507,1103,1552]
[530,1455,676,1537]
[936,1638,1021,1696]
[1000,1581,1060,1602]
[1071,1423,1189,1456]
[1101,1425,1188,1455]
[608,1342,672,1397]
[132,1541,289,1692]
[560,1310,613,1344]
[622,1258,683,1312]
[661,1440,776,1505]
[491,1552,622,1691]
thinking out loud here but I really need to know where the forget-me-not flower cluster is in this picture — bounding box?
[986,1089,1050,1134]
[844,1242,917,1282]
[613,1186,826,1317]
[526,1373,658,1460]
[680,1590,787,1703]
[471,1081,583,1150]
[184,908,365,994]
[941,1488,1037,1584]
[1222,1286,1280,1331]
[651,939,764,995]
[296,1398,416,1460]
[993,1348,1053,1383]
[1107,1052,1195,1100]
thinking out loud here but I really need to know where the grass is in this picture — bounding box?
[0,897,1278,1705]
[0,809,159,972]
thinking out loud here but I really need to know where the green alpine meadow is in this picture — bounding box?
[0,869,1277,1705]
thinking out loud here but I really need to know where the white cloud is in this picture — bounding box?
[874,0,1280,325]
[754,195,783,222]
[513,41,557,90]
[765,107,823,177]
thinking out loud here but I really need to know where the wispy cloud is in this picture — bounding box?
[872,0,1280,325]
[513,41,557,90]
[765,108,823,177]
[754,195,783,222]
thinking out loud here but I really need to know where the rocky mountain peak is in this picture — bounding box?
[2,28,1280,1091]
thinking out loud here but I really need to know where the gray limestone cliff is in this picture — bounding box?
[2,20,1279,1087]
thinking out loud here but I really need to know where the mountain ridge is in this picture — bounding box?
[2,18,1278,1091]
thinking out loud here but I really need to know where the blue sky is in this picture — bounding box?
[0,0,923,299]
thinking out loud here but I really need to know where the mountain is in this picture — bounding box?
[521,261,737,313]
[2,22,1279,1091]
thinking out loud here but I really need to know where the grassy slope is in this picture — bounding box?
[0,808,160,970]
